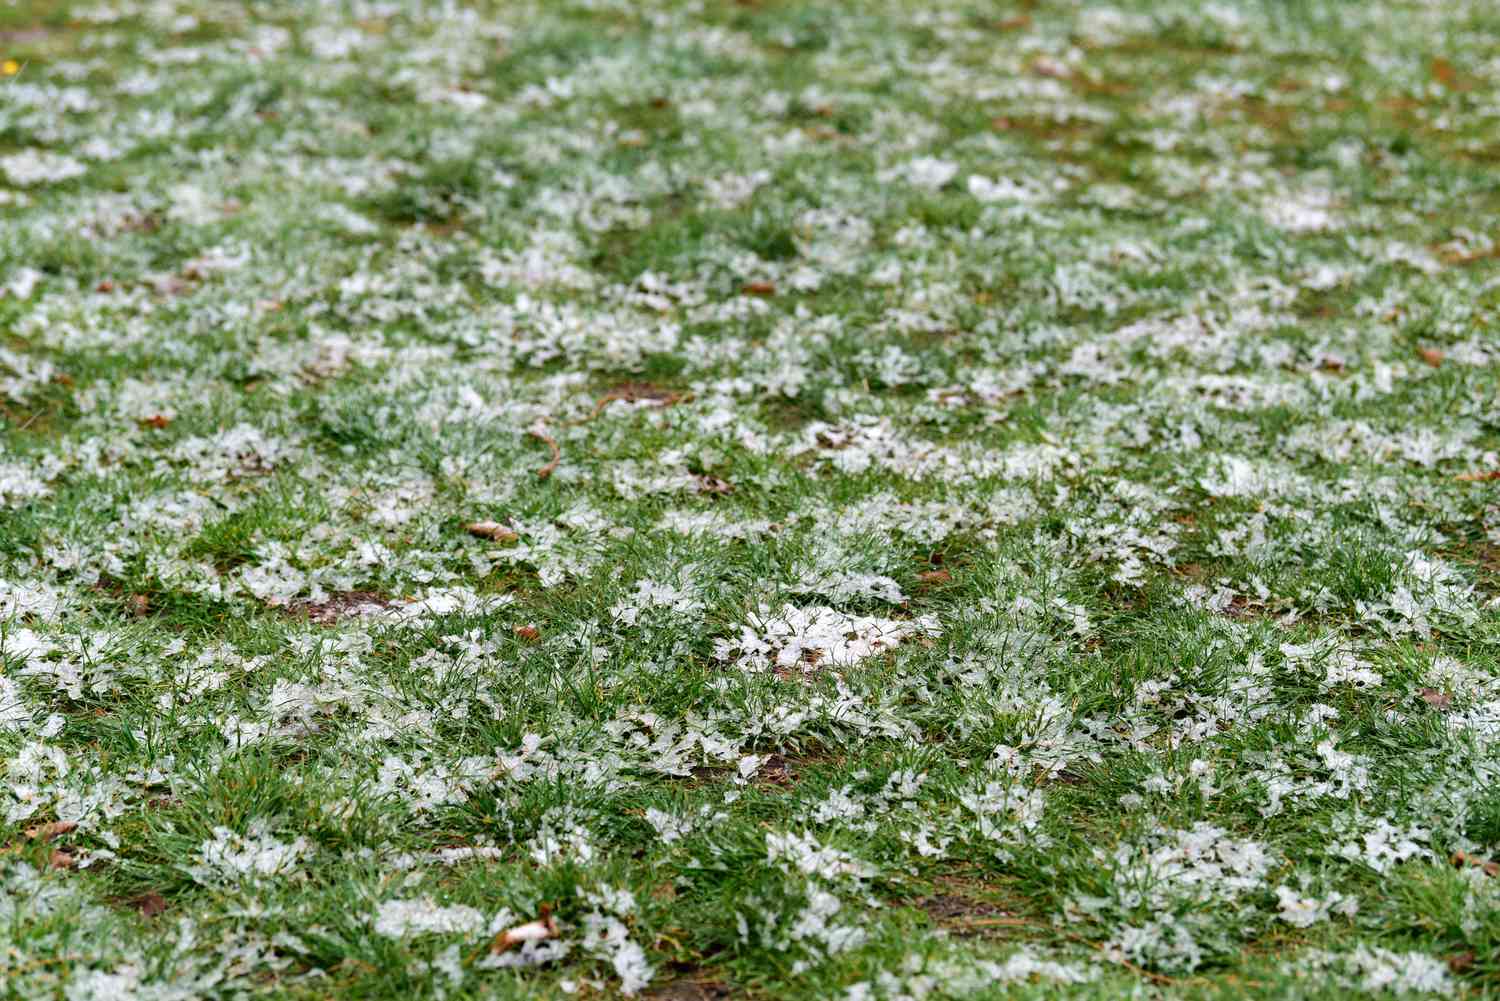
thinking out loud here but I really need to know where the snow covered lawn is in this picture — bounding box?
[1,0,1499,997]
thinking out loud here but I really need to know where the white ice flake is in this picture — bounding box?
[190,821,309,884]
[373,898,487,938]
[715,604,937,672]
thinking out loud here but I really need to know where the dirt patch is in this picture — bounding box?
[641,979,738,1001]
[286,590,393,624]
[755,753,797,787]
[125,892,169,918]
[1222,594,1270,620]
[910,876,1045,938]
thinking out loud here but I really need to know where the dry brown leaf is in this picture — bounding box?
[139,414,172,430]
[48,849,75,869]
[694,475,733,496]
[742,281,776,296]
[25,820,77,842]
[1455,470,1500,482]
[1452,851,1500,876]
[1031,57,1070,79]
[465,520,519,543]
[129,892,169,917]
[490,907,558,953]
[917,569,952,586]
[514,625,540,641]
[1418,347,1445,367]
[1419,687,1452,710]
[127,594,150,617]
[1432,57,1465,90]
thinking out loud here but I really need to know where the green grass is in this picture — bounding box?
[1,0,1500,998]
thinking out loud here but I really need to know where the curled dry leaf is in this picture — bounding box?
[514,624,540,641]
[1454,470,1500,482]
[48,849,75,869]
[1418,347,1444,367]
[490,906,558,953]
[694,475,733,496]
[1452,851,1500,877]
[465,520,519,543]
[1419,687,1452,710]
[25,820,77,842]
[1031,56,1071,79]
[1431,57,1461,90]
[130,892,169,918]
[917,569,952,587]
[742,281,776,296]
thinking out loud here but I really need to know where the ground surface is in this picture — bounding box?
[1,0,1499,998]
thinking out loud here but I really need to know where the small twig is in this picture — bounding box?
[530,428,560,479]
[571,385,692,427]
[0,398,38,430]
[949,915,1037,928]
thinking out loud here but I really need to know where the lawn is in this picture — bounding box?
[2,0,1499,997]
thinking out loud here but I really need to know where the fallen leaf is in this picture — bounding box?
[1454,470,1500,482]
[1452,851,1500,876]
[139,414,172,429]
[1432,57,1463,90]
[1031,57,1070,79]
[742,281,776,296]
[48,849,75,870]
[514,625,540,641]
[130,892,168,918]
[490,907,558,953]
[1448,951,1477,974]
[25,820,77,842]
[917,569,952,586]
[127,594,150,617]
[1418,347,1444,367]
[1419,687,1452,710]
[465,520,519,543]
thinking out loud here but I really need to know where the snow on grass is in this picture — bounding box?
[0,0,1498,997]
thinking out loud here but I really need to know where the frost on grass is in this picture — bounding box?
[0,0,1498,997]
[715,604,937,673]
